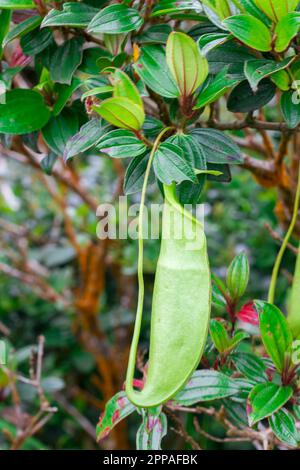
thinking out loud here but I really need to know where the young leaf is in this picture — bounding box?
[93,97,145,131]
[223,14,272,51]
[254,0,299,22]
[256,301,293,373]
[274,12,300,52]
[227,79,276,112]
[64,118,109,161]
[170,370,241,406]
[210,319,231,353]
[151,0,203,18]
[191,128,242,164]
[166,31,208,97]
[269,408,299,447]
[96,129,146,158]
[153,142,197,185]
[112,69,143,108]
[136,408,167,450]
[227,252,250,300]
[248,382,293,425]
[96,392,136,441]
[87,4,143,34]
[0,89,50,134]
[41,3,99,28]
[281,90,300,129]
[134,45,179,98]
[0,0,36,8]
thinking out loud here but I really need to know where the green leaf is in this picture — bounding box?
[171,370,240,406]
[64,118,109,161]
[207,40,256,77]
[96,392,136,442]
[40,152,58,175]
[124,153,155,195]
[153,142,197,185]
[256,301,293,373]
[195,68,240,108]
[93,97,145,131]
[231,352,268,383]
[167,133,206,169]
[41,2,98,28]
[0,9,11,58]
[87,4,143,34]
[151,0,202,17]
[244,57,294,92]
[96,129,146,158]
[223,14,272,51]
[191,128,242,164]
[0,89,50,134]
[21,28,53,56]
[0,0,36,8]
[254,0,299,22]
[42,109,79,156]
[112,69,143,107]
[134,45,179,98]
[137,24,172,44]
[49,38,83,85]
[281,90,300,129]
[249,382,293,425]
[210,319,231,353]
[227,252,249,300]
[136,408,167,450]
[227,79,276,112]
[53,77,82,116]
[269,408,299,447]
[198,32,231,55]
[230,330,250,350]
[275,13,300,52]
[166,31,208,97]
[3,15,41,47]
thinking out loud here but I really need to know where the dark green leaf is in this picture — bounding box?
[227,79,276,113]
[134,45,179,98]
[42,109,79,156]
[0,89,50,134]
[41,2,98,28]
[231,352,268,383]
[96,129,146,158]
[137,24,172,44]
[195,68,240,108]
[21,27,53,56]
[64,118,109,161]
[244,57,294,92]
[124,153,155,195]
[249,383,293,425]
[53,78,82,116]
[40,152,58,175]
[269,408,299,447]
[191,128,242,164]
[49,38,83,85]
[87,4,143,34]
[281,90,300,129]
[207,41,256,77]
[3,15,41,47]
[153,142,197,185]
[171,370,241,406]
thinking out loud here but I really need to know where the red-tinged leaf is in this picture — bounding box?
[96,392,136,441]
[237,301,259,326]
[136,408,167,450]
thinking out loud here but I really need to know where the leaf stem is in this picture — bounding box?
[268,163,300,304]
